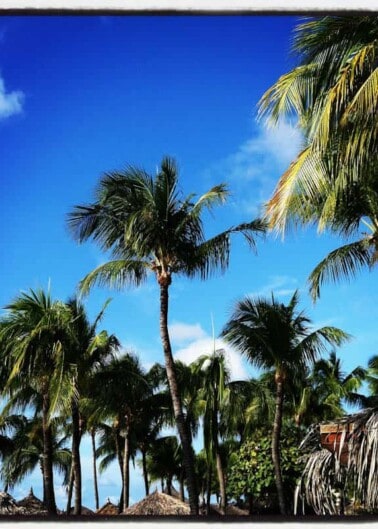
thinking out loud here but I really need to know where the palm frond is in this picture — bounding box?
[79,259,148,296]
[308,238,374,300]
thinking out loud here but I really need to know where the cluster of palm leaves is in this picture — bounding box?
[259,16,378,299]
[0,285,372,516]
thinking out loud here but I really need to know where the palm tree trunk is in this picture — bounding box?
[115,429,124,512]
[215,450,226,514]
[91,428,100,510]
[179,469,185,502]
[272,376,286,515]
[159,281,199,515]
[167,476,172,496]
[213,410,226,514]
[122,421,130,511]
[42,390,57,515]
[71,400,82,515]
[141,448,149,496]
[206,466,212,515]
[66,464,74,514]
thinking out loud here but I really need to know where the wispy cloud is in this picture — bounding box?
[204,122,303,215]
[249,274,299,299]
[0,74,24,120]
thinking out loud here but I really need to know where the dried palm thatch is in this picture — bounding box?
[122,491,190,516]
[96,498,119,515]
[295,408,378,515]
[16,488,48,515]
[0,492,27,515]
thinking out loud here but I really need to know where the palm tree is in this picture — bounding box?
[0,288,72,514]
[135,368,172,498]
[193,350,230,514]
[222,290,349,514]
[258,17,378,297]
[0,414,71,496]
[90,353,153,511]
[62,297,119,515]
[145,435,183,496]
[67,156,266,513]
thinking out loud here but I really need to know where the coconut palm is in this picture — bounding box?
[67,156,266,513]
[0,414,71,496]
[193,350,230,514]
[62,297,119,515]
[0,288,73,514]
[258,17,378,298]
[145,435,183,496]
[90,353,155,511]
[222,290,349,514]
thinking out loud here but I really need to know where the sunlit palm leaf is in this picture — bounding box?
[309,238,374,300]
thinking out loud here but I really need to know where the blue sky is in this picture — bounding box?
[0,14,377,511]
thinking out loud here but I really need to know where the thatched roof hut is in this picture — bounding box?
[295,408,378,515]
[122,491,190,516]
[96,498,119,515]
[0,492,27,515]
[16,488,47,515]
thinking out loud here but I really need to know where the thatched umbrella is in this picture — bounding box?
[16,488,48,515]
[122,491,190,516]
[295,408,378,515]
[96,498,119,515]
[0,492,27,515]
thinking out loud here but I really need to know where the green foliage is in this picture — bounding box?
[227,428,304,505]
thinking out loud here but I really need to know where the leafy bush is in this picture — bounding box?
[227,427,304,513]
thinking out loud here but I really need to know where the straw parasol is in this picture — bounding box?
[16,488,48,515]
[295,407,378,515]
[0,492,27,515]
[122,491,190,516]
[96,498,119,515]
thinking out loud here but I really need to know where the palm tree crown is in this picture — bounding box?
[68,156,265,290]
[258,16,378,298]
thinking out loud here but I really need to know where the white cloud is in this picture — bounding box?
[169,321,207,346]
[0,75,24,119]
[173,332,248,381]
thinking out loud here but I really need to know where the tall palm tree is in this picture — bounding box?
[193,350,230,514]
[258,16,378,297]
[222,291,349,514]
[62,297,119,515]
[67,156,266,513]
[0,288,72,514]
[90,353,152,511]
